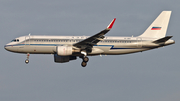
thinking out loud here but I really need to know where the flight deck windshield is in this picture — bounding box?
[11,39,19,42]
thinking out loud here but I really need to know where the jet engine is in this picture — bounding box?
[57,46,73,56]
[54,54,77,63]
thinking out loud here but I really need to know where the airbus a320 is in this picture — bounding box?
[4,11,175,67]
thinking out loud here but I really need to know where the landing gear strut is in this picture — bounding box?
[81,56,89,67]
[25,53,30,64]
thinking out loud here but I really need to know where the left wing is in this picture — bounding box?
[73,18,116,50]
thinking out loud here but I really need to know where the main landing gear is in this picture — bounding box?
[25,53,30,64]
[80,51,89,67]
[81,56,89,67]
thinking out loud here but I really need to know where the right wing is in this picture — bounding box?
[73,18,116,50]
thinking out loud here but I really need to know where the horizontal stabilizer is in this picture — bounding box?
[153,36,172,43]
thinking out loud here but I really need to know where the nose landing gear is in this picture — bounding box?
[25,53,30,64]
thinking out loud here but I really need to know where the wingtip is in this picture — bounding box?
[107,18,116,29]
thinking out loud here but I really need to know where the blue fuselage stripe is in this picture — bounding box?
[5,44,142,50]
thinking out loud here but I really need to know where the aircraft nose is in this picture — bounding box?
[4,45,8,50]
[4,45,11,51]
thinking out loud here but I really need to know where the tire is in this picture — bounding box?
[25,59,29,64]
[83,57,89,62]
[81,62,87,67]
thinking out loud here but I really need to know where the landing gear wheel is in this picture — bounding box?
[83,57,89,62]
[81,62,87,67]
[25,53,30,64]
[25,59,29,64]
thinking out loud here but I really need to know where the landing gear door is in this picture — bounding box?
[136,37,142,48]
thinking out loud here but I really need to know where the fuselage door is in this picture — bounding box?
[25,35,30,45]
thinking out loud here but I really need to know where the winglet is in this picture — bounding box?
[107,18,116,29]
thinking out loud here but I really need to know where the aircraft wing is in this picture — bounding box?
[73,18,116,50]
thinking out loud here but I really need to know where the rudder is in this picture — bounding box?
[139,11,172,38]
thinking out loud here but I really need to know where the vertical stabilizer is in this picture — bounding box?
[139,11,171,38]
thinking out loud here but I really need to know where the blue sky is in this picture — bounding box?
[0,0,180,101]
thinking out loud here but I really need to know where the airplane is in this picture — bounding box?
[4,11,175,67]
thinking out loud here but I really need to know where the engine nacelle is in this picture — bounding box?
[57,46,73,56]
[54,54,77,63]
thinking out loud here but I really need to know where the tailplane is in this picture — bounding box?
[153,36,172,43]
[139,11,172,38]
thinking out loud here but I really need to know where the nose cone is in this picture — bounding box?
[4,45,8,50]
[4,44,19,53]
[4,45,13,52]
[4,45,11,51]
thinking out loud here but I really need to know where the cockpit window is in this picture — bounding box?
[11,39,19,42]
[11,39,16,42]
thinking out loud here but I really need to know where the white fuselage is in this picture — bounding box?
[4,35,175,56]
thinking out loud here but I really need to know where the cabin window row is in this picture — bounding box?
[33,40,80,42]
[33,39,133,43]
[101,41,132,43]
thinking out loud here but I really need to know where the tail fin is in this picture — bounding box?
[139,11,171,38]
